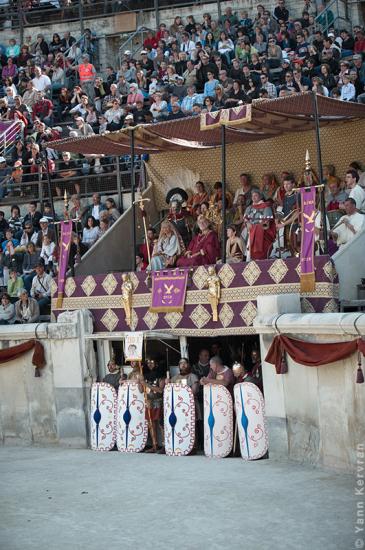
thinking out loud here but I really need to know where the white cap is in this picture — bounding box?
[40,217,49,223]
[0,156,6,163]
[124,50,131,55]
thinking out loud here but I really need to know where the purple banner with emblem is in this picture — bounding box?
[300,186,316,292]
[149,269,188,313]
[56,221,73,308]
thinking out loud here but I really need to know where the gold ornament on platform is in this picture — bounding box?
[205,266,221,322]
[121,273,134,328]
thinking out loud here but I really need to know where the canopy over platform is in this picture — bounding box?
[50,93,365,156]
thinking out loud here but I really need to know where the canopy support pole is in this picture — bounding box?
[130,129,137,271]
[41,146,58,247]
[311,91,328,255]
[116,155,123,215]
[221,124,227,263]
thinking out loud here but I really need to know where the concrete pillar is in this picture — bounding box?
[97,340,112,380]
[256,293,301,460]
[52,309,96,448]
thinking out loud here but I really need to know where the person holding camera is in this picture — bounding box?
[30,261,52,314]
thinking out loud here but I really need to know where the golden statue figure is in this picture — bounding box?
[206,266,221,322]
[121,273,133,327]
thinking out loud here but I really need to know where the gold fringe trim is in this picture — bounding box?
[300,272,316,293]
[56,292,63,309]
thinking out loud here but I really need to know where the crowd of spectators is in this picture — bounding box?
[0,2,364,323]
[0,3,363,202]
[0,191,123,323]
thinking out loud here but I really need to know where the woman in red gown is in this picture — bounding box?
[177,215,220,267]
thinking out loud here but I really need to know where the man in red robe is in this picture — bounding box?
[244,189,276,260]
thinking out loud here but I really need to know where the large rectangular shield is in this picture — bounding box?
[203,384,233,458]
[164,383,195,456]
[234,382,269,460]
[90,383,117,451]
[117,381,148,453]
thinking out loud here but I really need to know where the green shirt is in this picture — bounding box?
[7,277,24,298]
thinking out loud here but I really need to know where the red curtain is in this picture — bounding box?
[0,340,45,374]
[266,335,365,379]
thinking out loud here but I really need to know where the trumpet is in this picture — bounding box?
[331,217,347,231]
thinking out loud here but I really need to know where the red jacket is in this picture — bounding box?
[32,99,53,120]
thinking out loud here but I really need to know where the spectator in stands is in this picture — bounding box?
[72,116,94,137]
[8,206,23,240]
[84,193,106,222]
[0,157,11,199]
[82,216,100,249]
[22,242,40,292]
[15,289,40,324]
[56,152,80,197]
[104,99,124,130]
[7,269,24,302]
[259,73,277,98]
[36,218,55,247]
[32,66,51,94]
[340,74,356,101]
[2,58,18,82]
[0,211,8,242]
[105,198,120,225]
[22,80,38,110]
[150,92,168,121]
[40,235,55,271]
[0,293,16,325]
[30,262,52,313]
[19,222,38,248]
[75,54,96,102]
[23,202,42,231]
[33,91,53,126]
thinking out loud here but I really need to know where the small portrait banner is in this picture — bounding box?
[149,269,188,313]
[124,331,144,362]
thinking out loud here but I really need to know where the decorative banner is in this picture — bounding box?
[124,331,144,362]
[200,104,252,130]
[149,269,188,313]
[56,221,73,308]
[299,186,316,292]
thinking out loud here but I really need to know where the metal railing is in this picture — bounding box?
[119,26,154,63]
[0,121,21,158]
[0,157,143,208]
[315,0,352,34]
